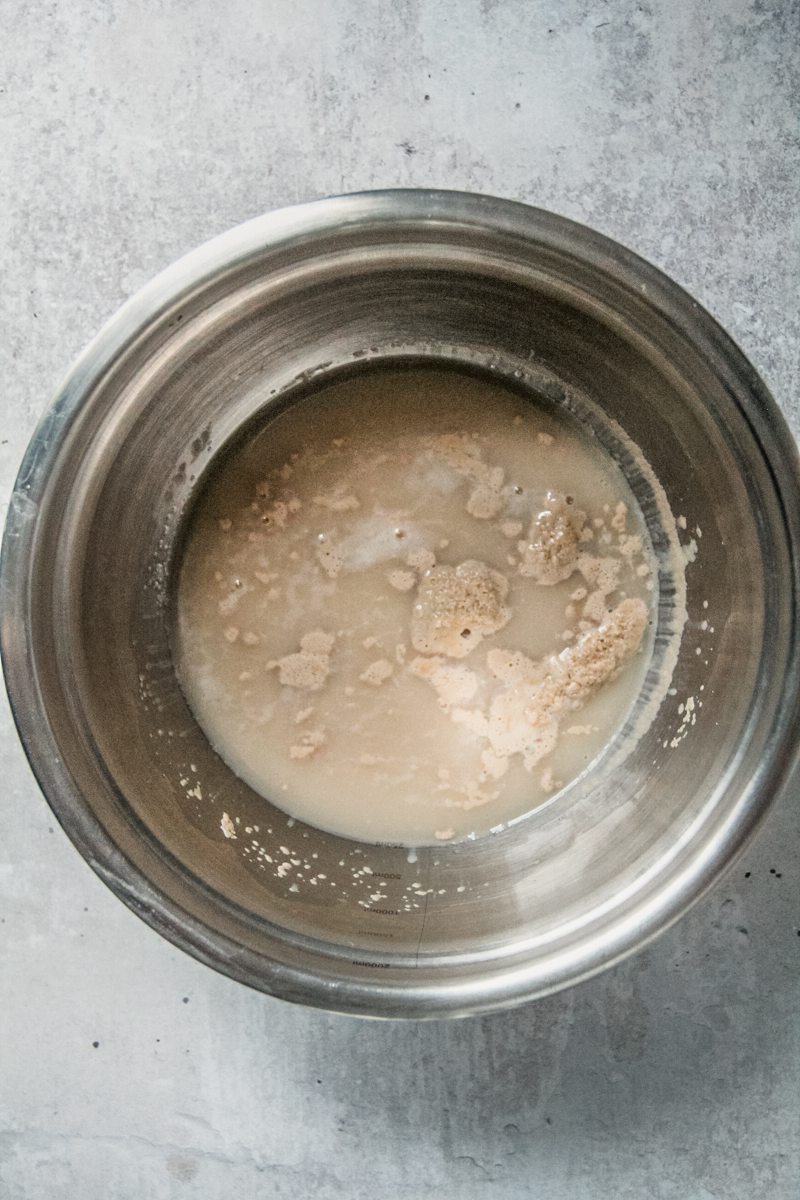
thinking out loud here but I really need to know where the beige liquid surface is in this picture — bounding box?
[176,368,655,845]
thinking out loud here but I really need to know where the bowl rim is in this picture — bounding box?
[3,188,800,1018]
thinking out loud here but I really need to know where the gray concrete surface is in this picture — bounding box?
[1,2,798,1196]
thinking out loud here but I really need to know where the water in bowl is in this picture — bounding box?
[176,366,655,845]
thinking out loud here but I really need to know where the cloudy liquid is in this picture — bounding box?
[176,367,655,845]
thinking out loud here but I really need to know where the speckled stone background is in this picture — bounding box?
[1,2,798,1197]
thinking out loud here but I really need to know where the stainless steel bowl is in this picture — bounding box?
[3,191,799,1018]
